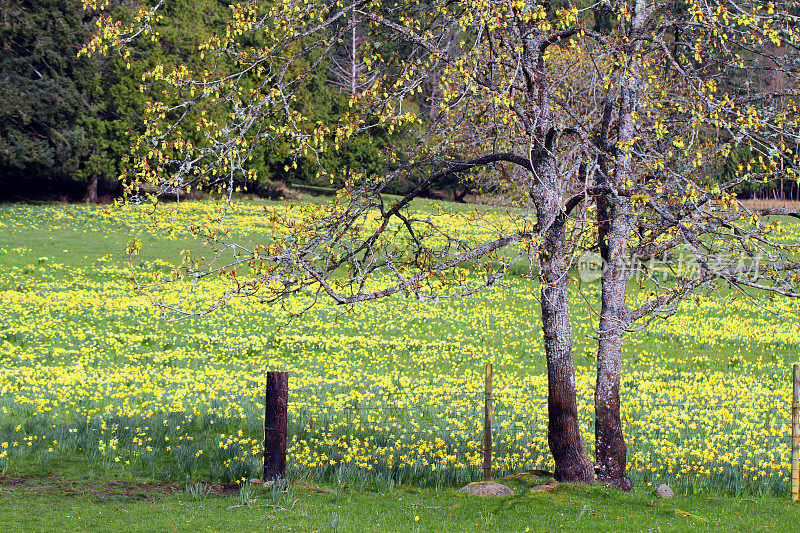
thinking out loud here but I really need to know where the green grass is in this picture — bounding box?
[0,200,799,530]
[1,465,798,532]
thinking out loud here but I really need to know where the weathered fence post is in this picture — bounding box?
[264,371,288,482]
[792,363,799,503]
[483,363,493,482]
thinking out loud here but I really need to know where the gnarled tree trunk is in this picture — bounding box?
[534,155,595,483]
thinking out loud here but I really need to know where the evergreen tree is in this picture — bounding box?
[0,0,100,199]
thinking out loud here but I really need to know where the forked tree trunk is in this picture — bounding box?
[525,32,594,483]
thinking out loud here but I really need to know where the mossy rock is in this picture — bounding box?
[456,482,515,497]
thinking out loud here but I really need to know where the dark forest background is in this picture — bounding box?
[2,0,797,203]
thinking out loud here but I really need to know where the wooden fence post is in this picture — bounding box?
[792,363,799,503]
[265,371,288,481]
[483,363,493,482]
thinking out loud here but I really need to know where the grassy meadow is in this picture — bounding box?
[0,199,799,530]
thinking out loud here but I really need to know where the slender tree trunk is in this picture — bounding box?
[83,171,99,203]
[591,0,654,491]
[592,14,648,486]
[595,193,632,491]
[350,21,357,96]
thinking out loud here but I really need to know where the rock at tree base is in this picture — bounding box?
[530,481,558,493]
[655,484,674,499]
[457,482,515,496]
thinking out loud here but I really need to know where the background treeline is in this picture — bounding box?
[0,0,406,202]
[1,0,796,202]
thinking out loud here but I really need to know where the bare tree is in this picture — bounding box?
[328,8,378,96]
[84,0,605,483]
[83,0,800,490]
[572,0,800,489]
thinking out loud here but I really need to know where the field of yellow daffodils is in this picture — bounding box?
[0,201,798,495]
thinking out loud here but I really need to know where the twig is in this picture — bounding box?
[255,499,300,511]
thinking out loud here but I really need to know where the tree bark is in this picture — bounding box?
[595,192,632,491]
[524,28,595,478]
[83,171,99,203]
[538,181,595,483]
[519,30,594,484]
[541,274,595,481]
[593,18,642,488]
